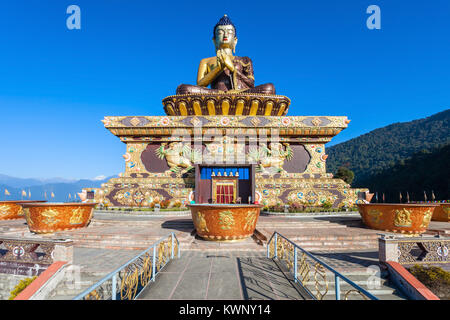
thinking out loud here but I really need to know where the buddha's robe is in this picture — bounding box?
[176,56,275,95]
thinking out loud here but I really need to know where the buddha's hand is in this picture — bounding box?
[215,55,224,70]
[217,49,235,72]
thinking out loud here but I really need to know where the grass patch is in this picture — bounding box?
[9,276,37,300]
[409,265,450,300]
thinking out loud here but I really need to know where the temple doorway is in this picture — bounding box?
[194,164,256,204]
[212,176,238,204]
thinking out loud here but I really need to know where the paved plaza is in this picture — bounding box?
[137,251,303,300]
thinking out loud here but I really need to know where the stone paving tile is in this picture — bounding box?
[183,257,213,274]
[137,271,182,300]
[210,256,239,274]
[237,262,282,300]
[73,247,142,273]
[236,256,302,300]
[206,272,242,300]
[161,257,191,273]
[170,271,210,300]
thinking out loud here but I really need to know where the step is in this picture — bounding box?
[47,271,108,300]
[320,290,406,300]
[283,269,406,300]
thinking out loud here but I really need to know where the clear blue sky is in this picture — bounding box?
[0,0,448,180]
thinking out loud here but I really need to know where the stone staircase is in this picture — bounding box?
[50,219,194,250]
[257,218,380,252]
[295,270,407,300]
[46,270,107,300]
[37,217,381,253]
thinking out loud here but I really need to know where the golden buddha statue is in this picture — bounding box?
[176,15,276,95]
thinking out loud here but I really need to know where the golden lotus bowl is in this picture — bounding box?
[21,202,97,234]
[163,93,290,116]
[357,203,439,234]
[187,204,263,241]
[432,203,450,222]
[0,200,47,220]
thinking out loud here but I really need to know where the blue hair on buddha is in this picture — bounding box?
[213,14,236,38]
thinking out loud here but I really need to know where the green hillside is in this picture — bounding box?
[327,109,450,186]
[358,143,450,202]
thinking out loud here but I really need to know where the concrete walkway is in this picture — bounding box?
[137,250,304,300]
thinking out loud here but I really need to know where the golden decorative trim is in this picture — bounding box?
[420,209,433,228]
[394,208,412,227]
[218,210,235,230]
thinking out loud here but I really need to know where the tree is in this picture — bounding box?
[334,166,355,185]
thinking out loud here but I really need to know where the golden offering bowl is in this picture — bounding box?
[187,204,262,241]
[0,200,46,220]
[432,203,450,222]
[357,203,439,235]
[21,202,97,234]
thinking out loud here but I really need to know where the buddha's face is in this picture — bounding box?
[213,25,237,51]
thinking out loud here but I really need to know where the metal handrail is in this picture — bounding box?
[73,232,180,300]
[267,232,378,300]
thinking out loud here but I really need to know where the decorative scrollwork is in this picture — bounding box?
[297,252,311,286]
[85,289,102,300]
[77,233,180,300]
[344,289,369,300]
[284,242,294,271]
[397,242,417,264]
[120,265,139,300]
[173,237,179,257]
[157,242,166,271]
[313,263,328,300]
[277,239,285,260]
[139,253,153,287]
[268,238,275,258]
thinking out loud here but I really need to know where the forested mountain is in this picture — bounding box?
[358,144,450,202]
[327,109,450,186]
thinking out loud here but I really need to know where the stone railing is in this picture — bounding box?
[0,237,73,276]
[379,234,449,266]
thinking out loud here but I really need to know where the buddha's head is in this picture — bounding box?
[213,15,237,53]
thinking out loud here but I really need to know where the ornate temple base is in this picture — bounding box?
[85,113,367,210]
[85,174,366,209]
